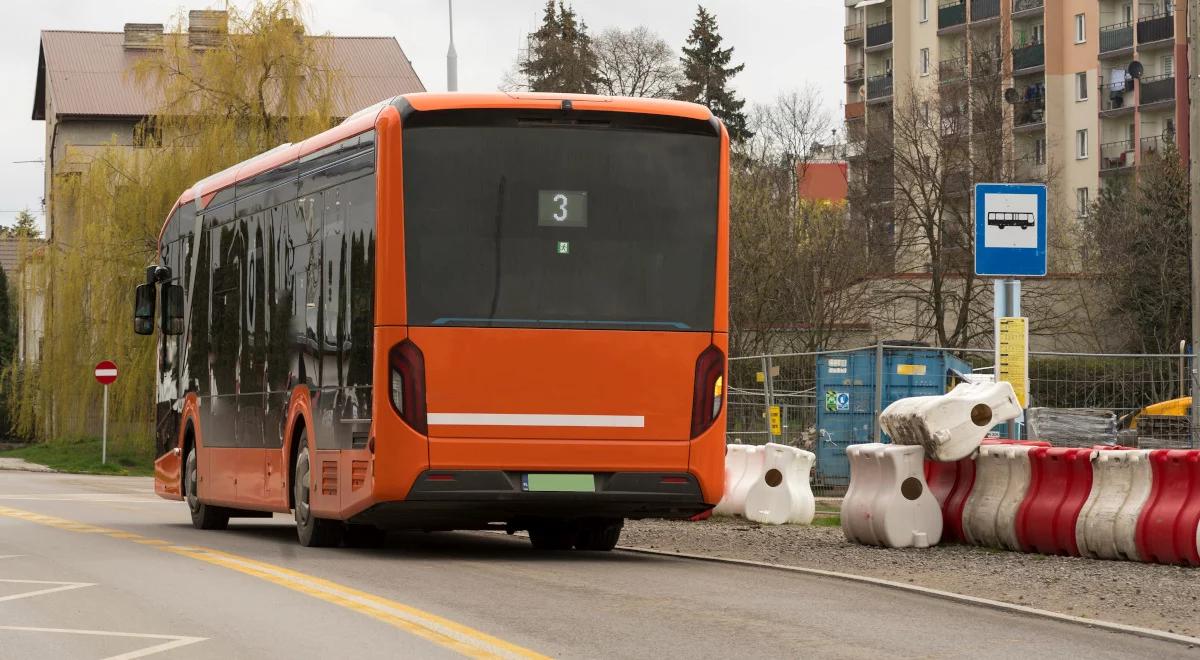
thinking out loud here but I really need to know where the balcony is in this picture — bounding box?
[845,61,865,82]
[1100,139,1136,173]
[971,0,1000,22]
[939,57,967,85]
[1013,97,1046,130]
[1012,0,1044,18]
[1140,135,1172,160]
[1137,11,1174,46]
[938,1,966,30]
[845,101,865,122]
[1012,42,1045,73]
[845,22,864,43]
[1014,155,1046,183]
[1099,22,1134,56]
[866,20,893,49]
[1099,81,1135,115]
[867,73,894,101]
[1139,73,1176,106]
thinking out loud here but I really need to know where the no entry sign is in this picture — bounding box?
[94,360,118,385]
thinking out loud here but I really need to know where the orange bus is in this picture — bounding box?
[135,93,729,550]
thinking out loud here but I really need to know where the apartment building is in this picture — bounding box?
[843,0,1191,261]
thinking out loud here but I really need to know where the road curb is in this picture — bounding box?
[617,545,1200,649]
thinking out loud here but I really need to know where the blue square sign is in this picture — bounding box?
[974,183,1048,277]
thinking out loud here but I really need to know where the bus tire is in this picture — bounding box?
[185,447,229,531]
[293,445,343,547]
[574,518,623,552]
[528,521,576,551]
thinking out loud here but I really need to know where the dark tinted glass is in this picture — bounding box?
[402,112,719,331]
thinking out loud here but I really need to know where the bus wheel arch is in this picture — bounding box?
[181,420,196,495]
[287,417,307,511]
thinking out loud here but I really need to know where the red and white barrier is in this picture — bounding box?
[880,381,1022,462]
[927,443,1200,566]
[842,443,942,548]
[961,443,1037,551]
[745,444,816,525]
[715,444,816,525]
[1076,449,1150,561]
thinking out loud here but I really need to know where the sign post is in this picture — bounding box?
[94,361,118,464]
[975,183,1047,439]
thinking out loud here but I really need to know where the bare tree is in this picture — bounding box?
[594,26,681,98]
[845,37,1076,348]
[728,91,869,356]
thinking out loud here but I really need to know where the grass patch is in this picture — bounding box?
[0,437,155,477]
[811,514,842,527]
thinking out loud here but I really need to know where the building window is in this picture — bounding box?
[920,48,930,76]
[1163,54,1175,77]
[1076,187,1090,218]
[919,0,929,22]
[1076,72,1089,101]
[1034,137,1047,165]
[1074,14,1086,43]
[1032,24,1045,45]
[1076,129,1089,159]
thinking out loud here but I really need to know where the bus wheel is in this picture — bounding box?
[185,447,229,531]
[574,518,623,552]
[293,445,344,547]
[528,522,576,551]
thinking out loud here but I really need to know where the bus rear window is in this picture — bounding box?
[401,112,719,332]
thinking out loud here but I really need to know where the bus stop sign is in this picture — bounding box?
[974,183,1047,277]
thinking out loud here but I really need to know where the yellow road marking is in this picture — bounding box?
[0,505,549,660]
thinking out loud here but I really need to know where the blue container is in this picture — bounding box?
[814,347,973,486]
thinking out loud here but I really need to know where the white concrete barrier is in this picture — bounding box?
[841,443,942,548]
[880,382,1022,462]
[713,444,751,516]
[962,444,1035,551]
[719,445,764,517]
[745,444,816,525]
[1076,449,1151,561]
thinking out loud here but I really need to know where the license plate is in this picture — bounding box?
[523,473,596,492]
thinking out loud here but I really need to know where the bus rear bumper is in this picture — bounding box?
[350,470,711,530]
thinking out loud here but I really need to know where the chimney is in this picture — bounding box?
[187,9,228,49]
[123,23,163,50]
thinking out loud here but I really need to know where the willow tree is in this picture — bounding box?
[7,0,338,443]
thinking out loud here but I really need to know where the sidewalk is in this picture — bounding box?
[0,457,54,472]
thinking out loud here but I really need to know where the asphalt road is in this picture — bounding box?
[0,470,1194,660]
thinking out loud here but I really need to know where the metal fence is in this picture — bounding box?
[727,343,1194,496]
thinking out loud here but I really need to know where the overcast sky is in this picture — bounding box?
[0,1,844,232]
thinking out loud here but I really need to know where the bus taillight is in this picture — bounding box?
[388,340,428,435]
[690,345,725,439]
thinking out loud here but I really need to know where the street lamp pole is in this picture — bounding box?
[447,0,458,92]
[1189,0,1199,446]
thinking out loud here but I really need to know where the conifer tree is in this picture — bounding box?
[676,6,751,141]
[519,1,600,93]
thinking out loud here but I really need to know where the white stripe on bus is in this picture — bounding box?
[427,413,645,428]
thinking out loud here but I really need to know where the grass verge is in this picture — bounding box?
[0,438,155,477]
[811,514,842,527]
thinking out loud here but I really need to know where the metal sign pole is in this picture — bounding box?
[102,384,108,465]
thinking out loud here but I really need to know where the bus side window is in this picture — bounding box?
[344,174,375,420]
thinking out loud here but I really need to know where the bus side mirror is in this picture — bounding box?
[160,283,185,335]
[134,284,156,335]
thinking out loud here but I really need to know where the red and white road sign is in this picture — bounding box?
[94,360,118,385]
